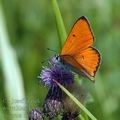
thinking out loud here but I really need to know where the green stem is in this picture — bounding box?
[55,81,97,120]
[52,0,67,48]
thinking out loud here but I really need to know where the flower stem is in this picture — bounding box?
[55,80,97,120]
[52,0,67,48]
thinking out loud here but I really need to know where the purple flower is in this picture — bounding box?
[29,108,44,120]
[43,85,64,119]
[39,63,74,87]
[43,98,63,119]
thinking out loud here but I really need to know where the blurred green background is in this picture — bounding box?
[0,0,120,120]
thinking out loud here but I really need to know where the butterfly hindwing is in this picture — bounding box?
[74,47,100,80]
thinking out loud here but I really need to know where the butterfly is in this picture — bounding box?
[50,16,101,82]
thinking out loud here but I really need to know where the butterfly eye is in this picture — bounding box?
[56,56,59,60]
[56,56,60,61]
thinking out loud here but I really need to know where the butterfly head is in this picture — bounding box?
[49,55,61,65]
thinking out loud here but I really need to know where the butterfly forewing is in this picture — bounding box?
[61,16,94,55]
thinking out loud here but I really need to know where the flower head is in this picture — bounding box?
[43,86,63,119]
[29,108,44,120]
[39,62,74,87]
[43,99,63,119]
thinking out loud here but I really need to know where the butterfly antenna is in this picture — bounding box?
[47,48,57,53]
[41,58,49,64]
[41,48,57,64]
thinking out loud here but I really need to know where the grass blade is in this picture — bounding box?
[55,80,97,120]
[52,0,67,48]
[0,4,27,120]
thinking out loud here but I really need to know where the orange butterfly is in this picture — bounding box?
[51,16,101,82]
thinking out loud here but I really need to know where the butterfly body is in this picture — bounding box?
[49,55,71,71]
[50,16,101,82]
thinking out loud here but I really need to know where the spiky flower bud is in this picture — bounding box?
[62,83,87,120]
[43,86,63,119]
[43,99,63,119]
[62,112,79,120]
[29,108,44,120]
